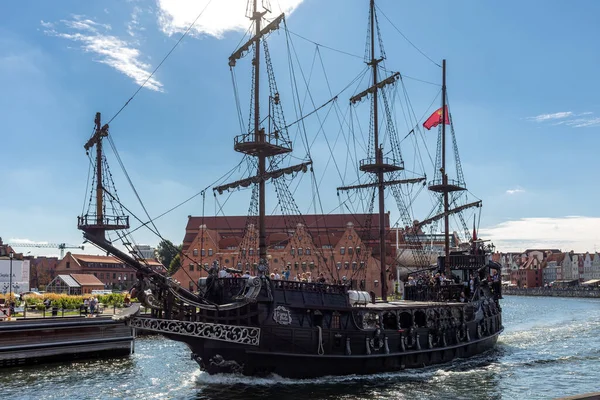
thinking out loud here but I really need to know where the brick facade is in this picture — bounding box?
[172,214,395,295]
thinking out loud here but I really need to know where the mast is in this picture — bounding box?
[252,0,268,265]
[94,113,104,228]
[370,0,387,302]
[442,59,450,275]
[79,112,129,239]
[226,3,294,275]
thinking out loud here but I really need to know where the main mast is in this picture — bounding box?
[252,0,267,266]
[344,0,404,301]
[223,1,299,274]
[370,0,387,302]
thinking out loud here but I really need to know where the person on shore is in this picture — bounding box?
[89,297,97,317]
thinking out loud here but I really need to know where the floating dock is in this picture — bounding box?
[0,317,134,367]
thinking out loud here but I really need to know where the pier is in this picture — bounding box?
[0,317,134,367]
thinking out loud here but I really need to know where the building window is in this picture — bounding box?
[66,262,70,269]
[348,247,354,256]
[344,261,349,269]
[336,262,341,270]
[306,248,311,255]
[113,273,116,279]
[360,261,365,269]
[189,263,194,271]
[208,249,213,256]
[201,249,206,257]
[298,248,303,256]
[94,272,97,277]
[189,281,194,291]
[340,247,345,255]
[242,248,246,256]
[356,247,361,255]
[352,261,357,270]
[193,249,198,256]
[294,262,299,270]
[348,235,353,240]
[100,273,104,279]
[225,258,230,264]
[130,274,134,281]
[273,258,279,263]
[291,247,295,256]
[249,248,254,256]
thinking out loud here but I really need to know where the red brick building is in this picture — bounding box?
[172,214,395,294]
[55,253,165,291]
[27,256,59,290]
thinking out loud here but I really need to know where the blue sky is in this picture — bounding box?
[1,0,600,256]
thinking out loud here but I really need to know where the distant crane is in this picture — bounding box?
[6,242,85,259]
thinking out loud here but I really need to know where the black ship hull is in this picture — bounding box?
[171,329,501,378]
[128,277,503,379]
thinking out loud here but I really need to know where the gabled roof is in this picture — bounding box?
[546,253,566,263]
[72,254,123,264]
[56,274,81,288]
[71,274,104,286]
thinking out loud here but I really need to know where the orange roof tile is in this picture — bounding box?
[71,274,104,286]
[72,254,122,264]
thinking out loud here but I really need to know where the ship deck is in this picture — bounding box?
[360,300,464,310]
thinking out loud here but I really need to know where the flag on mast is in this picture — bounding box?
[423,106,450,130]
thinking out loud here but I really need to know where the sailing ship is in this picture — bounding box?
[77,0,503,378]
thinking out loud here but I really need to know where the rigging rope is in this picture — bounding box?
[374,3,441,68]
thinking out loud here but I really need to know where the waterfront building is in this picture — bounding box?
[542,253,566,285]
[55,253,165,291]
[27,256,59,290]
[46,274,105,295]
[592,253,600,279]
[133,245,156,260]
[173,214,396,294]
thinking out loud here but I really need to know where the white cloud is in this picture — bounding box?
[127,6,145,38]
[40,20,54,28]
[528,111,573,122]
[528,111,600,128]
[506,188,525,195]
[479,216,600,253]
[156,0,304,38]
[43,15,163,92]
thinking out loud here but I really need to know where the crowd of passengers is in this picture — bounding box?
[216,264,341,285]
[406,269,501,302]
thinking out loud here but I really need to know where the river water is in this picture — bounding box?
[1,296,599,400]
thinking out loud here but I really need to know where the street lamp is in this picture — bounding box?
[9,251,13,300]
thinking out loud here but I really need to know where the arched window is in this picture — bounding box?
[340,247,345,255]
[193,249,198,256]
[208,249,213,256]
[306,248,311,255]
[291,247,295,256]
[298,248,303,256]
[348,247,354,256]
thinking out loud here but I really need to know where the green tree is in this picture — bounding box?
[168,253,182,275]
[157,239,182,269]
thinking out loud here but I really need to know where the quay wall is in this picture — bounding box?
[503,287,600,298]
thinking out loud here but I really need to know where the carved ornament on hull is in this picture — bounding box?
[129,317,261,346]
